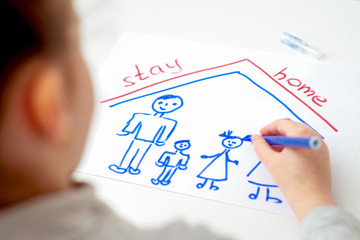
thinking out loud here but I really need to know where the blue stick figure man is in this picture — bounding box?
[197,131,248,191]
[109,95,183,175]
[151,140,191,186]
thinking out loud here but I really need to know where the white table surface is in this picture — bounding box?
[73,0,360,239]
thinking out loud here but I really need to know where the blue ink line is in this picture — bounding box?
[109,71,309,127]
[110,72,237,108]
[248,180,278,188]
[266,188,282,204]
[247,161,261,177]
[236,72,307,125]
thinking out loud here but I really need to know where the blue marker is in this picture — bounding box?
[260,136,322,150]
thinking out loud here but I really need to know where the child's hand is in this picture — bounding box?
[252,119,336,221]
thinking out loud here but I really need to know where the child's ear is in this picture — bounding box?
[25,62,71,144]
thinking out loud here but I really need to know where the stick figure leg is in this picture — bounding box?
[151,166,169,185]
[266,187,282,204]
[128,142,152,175]
[109,140,139,174]
[249,186,260,200]
[197,179,208,189]
[209,180,219,191]
[161,167,177,185]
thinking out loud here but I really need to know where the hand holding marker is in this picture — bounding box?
[250,120,334,222]
[243,133,322,150]
[255,135,322,150]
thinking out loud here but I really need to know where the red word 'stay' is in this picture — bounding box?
[123,59,182,87]
[274,67,327,107]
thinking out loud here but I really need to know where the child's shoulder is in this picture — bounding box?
[0,184,115,239]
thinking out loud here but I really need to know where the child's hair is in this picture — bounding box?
[0,0,70,118]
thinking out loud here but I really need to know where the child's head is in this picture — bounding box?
[0,0,94,207]
[174,140,191,151]
[219,131,243,149]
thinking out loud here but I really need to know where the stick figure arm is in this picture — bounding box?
[178,154,190,170]
[156,152,172,167]
[117,113,146,136]
[226,152,239,165]
[201,153,221,159]
[228,159,239,165]
[155,119,177,144]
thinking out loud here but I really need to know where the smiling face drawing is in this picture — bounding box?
[222,137,243,149]
[152,95,184,114]
[174,140,191,151]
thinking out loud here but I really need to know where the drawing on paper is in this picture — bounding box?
[106,68,312,203]
[108,94,183,175]
[246,161,282,204]
[94,38,350,218]
[151,140,191,186]
[196,131,251,191]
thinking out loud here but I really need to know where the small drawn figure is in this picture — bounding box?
[196,131,249,191]
[109,95,183,175]
[151,140,191,186]
[246,161,282,204]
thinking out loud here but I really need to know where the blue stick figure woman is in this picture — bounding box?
[196,131,249,191]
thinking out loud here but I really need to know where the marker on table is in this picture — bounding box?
[280,32,323,59]
[256,136,322,150]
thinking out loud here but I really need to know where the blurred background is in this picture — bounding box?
[74,0,360,75]
[73,1,360,239]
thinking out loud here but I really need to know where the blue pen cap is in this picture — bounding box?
[281,32,323,59]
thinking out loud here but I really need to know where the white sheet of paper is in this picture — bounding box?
[79,32,360,216]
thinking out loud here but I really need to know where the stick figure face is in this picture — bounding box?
[152,95,183,113]
[174,140,191,151]
[222,137,243,149]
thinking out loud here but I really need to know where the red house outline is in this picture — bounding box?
[100,59,337,132]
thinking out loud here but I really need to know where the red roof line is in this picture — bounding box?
[100,59,337,132]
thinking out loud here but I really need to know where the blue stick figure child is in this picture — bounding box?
[197,131,248,191]
[151,140,191,186]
